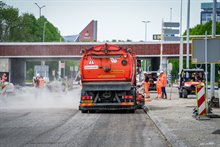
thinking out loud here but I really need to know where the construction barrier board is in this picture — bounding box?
[196,84,207,116]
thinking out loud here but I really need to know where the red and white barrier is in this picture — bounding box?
[196,85,207,116]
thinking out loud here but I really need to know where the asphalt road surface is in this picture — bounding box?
[0,86,170,147]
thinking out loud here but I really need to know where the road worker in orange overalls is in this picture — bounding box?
[144,73,150,98]
[39,76,44,88]
[156,73,162,99]
[160,70,167,99]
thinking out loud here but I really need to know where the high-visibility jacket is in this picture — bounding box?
[161,73,167,87]
[39,78,44,88]
[156,78,162,98]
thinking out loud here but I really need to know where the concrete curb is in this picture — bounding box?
[143,106,187,147]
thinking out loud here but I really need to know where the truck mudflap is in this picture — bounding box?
[79,102,136,111]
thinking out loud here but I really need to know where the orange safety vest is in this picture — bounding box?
[39,78,44,88]
[156,78,162,97]
[161,73,167,87]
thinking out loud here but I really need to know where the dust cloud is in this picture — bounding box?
[0,83,80,109]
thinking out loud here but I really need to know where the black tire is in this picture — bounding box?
[81,110,88,113]
[183,89,188,98]
[89,110,95,113]
[139,101,145,109]
[128,109,135,113]
[137,105,142,109]
[179,92,183,98]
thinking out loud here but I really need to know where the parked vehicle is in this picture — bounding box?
[0,82,14,96]
[178,69,205,98]
[145,71,158,91]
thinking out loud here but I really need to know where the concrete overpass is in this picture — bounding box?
[0,42,191,58]
[0,42,191,85]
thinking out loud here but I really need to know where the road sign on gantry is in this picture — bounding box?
[153,34,161,40]
[163,22,180,41]
[163,22,180,28]
[192,38,220,64]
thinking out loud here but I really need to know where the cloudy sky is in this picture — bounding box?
[5,0,213,41]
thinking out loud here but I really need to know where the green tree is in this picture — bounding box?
[0,2,63,42]
[183,21,220,38]
[0,1,19,41]
[13,13,39,42]
[0,2,66,81]
[37,16,63,42]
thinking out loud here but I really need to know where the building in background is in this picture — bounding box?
[79,20,97,42]
[63,20,97,42]
[201,2,220,24]
[63,35,79,42]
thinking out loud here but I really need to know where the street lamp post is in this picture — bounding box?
[142,20,151,42]
[41,21,47,66]
[210,0,217,99]
[186,0,190,69]
[160,19,164,70]
[35,3,45,18]
[43,22,48,42]
[142,20,150,72]
[179,0,183,74]
[170,8,172,22]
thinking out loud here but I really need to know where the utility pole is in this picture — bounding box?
[142,20,151,42]
[210,0,217,98]
[170,8,172,22]
[142,20,150,71]
[35,3,45,18]
[179,0,183,74]
[43,22,47,42]
[160,19,164,70]
[186,0,190,69]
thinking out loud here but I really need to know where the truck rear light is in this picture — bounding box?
[120,102,134,106]
[82,96,92,100]
[80,103,94,107]
[123,95,133,99]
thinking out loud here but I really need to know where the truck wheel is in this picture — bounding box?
[183,89,188,98]
[179,92,183,98]
[130,87,136,104]
[128,109,135,113]
[81,110,88,113]
[89,110,95,113]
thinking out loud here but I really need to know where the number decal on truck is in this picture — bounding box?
[84,65,98,70]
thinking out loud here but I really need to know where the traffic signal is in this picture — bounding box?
[137,60,141,67]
